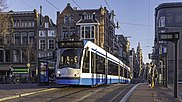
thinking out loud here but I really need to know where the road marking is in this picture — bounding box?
[0,88,57,102]
[0,95,19,102]
[120,83,141,102]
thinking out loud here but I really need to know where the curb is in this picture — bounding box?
[119,83,141,102]
[0,88,57,102]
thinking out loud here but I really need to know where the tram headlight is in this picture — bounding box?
[57,71,60,74]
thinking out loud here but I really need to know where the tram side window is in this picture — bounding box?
[124,68,127,78]
[108,61,118,75]
[127,71,130,78]
[96,55,105,74]
[120,66,123,77]
[91,52,95,73]
[82,50,89,73]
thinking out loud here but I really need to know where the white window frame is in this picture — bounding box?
[159,16,165,27]
[48,39,55,49]
[21,32,27,44]
[39,39,46,49]
[80,25,95,39]
[39,30,46,37]
[64,15,68,24]
[45,22,49,28]
[48,30,55,37]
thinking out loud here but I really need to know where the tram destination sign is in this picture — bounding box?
[58,41,84,48]
[159,32,179,42]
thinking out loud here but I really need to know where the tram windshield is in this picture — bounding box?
[59,48,83,69]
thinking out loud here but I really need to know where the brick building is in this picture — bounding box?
[57,3,116,53]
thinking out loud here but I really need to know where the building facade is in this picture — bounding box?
[0,9,39,78]
[155,2,182,83]
[129,48,140,78]
[38,15,57,74]
[57,3,116,54]
[0,9,57,83]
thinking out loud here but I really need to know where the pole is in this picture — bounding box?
[164,54,168,87]
[163,57,165,86]
[174,41,178,98]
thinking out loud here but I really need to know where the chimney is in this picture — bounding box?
[67,3,70,6]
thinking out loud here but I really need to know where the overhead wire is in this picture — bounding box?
[72,0,82,9]
[46,0,60,11]
[46,0,78,23]
[103,0,125,34]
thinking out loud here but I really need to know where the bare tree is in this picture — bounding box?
[0,0,13,37]
[0,0,7,12]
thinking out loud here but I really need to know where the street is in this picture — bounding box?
[0,84,134,102]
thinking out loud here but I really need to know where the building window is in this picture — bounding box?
[91,26,94,38]
[13,50,20,62]
[21,32,27,44]
[64,15,68,24]
[17,21,20,27]
[39,30,46,37]
[5,50,10,62]
[14,33,20,45]
[39,52,46,58]
[48,40,55,49]
[84,14,93,19]
[28,21,31,27]
[81,26,84,38]
[80,25,95,39]
[48,52,52,57]
[63,31,68,39]
[45,22,49,28]
[48,30,55,37]
[28,32,34,44]
[22,49,27,62]
[69,15,74,23]
[39,39,46,49]
[21,21,25,27]
[14,21,17,27]
[0,50,4,62]
[0,37,3,45]
[4,34,11,45]
[159,16,165,27]
[25,21,28,27]
[32,21,34,27]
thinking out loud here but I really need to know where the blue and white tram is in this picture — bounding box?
[55,40,131,86]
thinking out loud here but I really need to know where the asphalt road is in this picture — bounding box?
[7,84,134,102]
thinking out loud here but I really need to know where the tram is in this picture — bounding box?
[55,40,131,86]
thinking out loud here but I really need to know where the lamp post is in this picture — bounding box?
[159,32,179,98]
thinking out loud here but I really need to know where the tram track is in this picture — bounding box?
[8,84,134,102]
[49,87,90,102]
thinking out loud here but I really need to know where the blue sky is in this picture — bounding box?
[6,0,182,63]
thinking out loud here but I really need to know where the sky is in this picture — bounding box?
[6,0,182,63]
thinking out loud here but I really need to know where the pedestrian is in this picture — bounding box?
[148,78,151,86]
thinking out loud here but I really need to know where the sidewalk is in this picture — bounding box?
[127,83,182,102]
